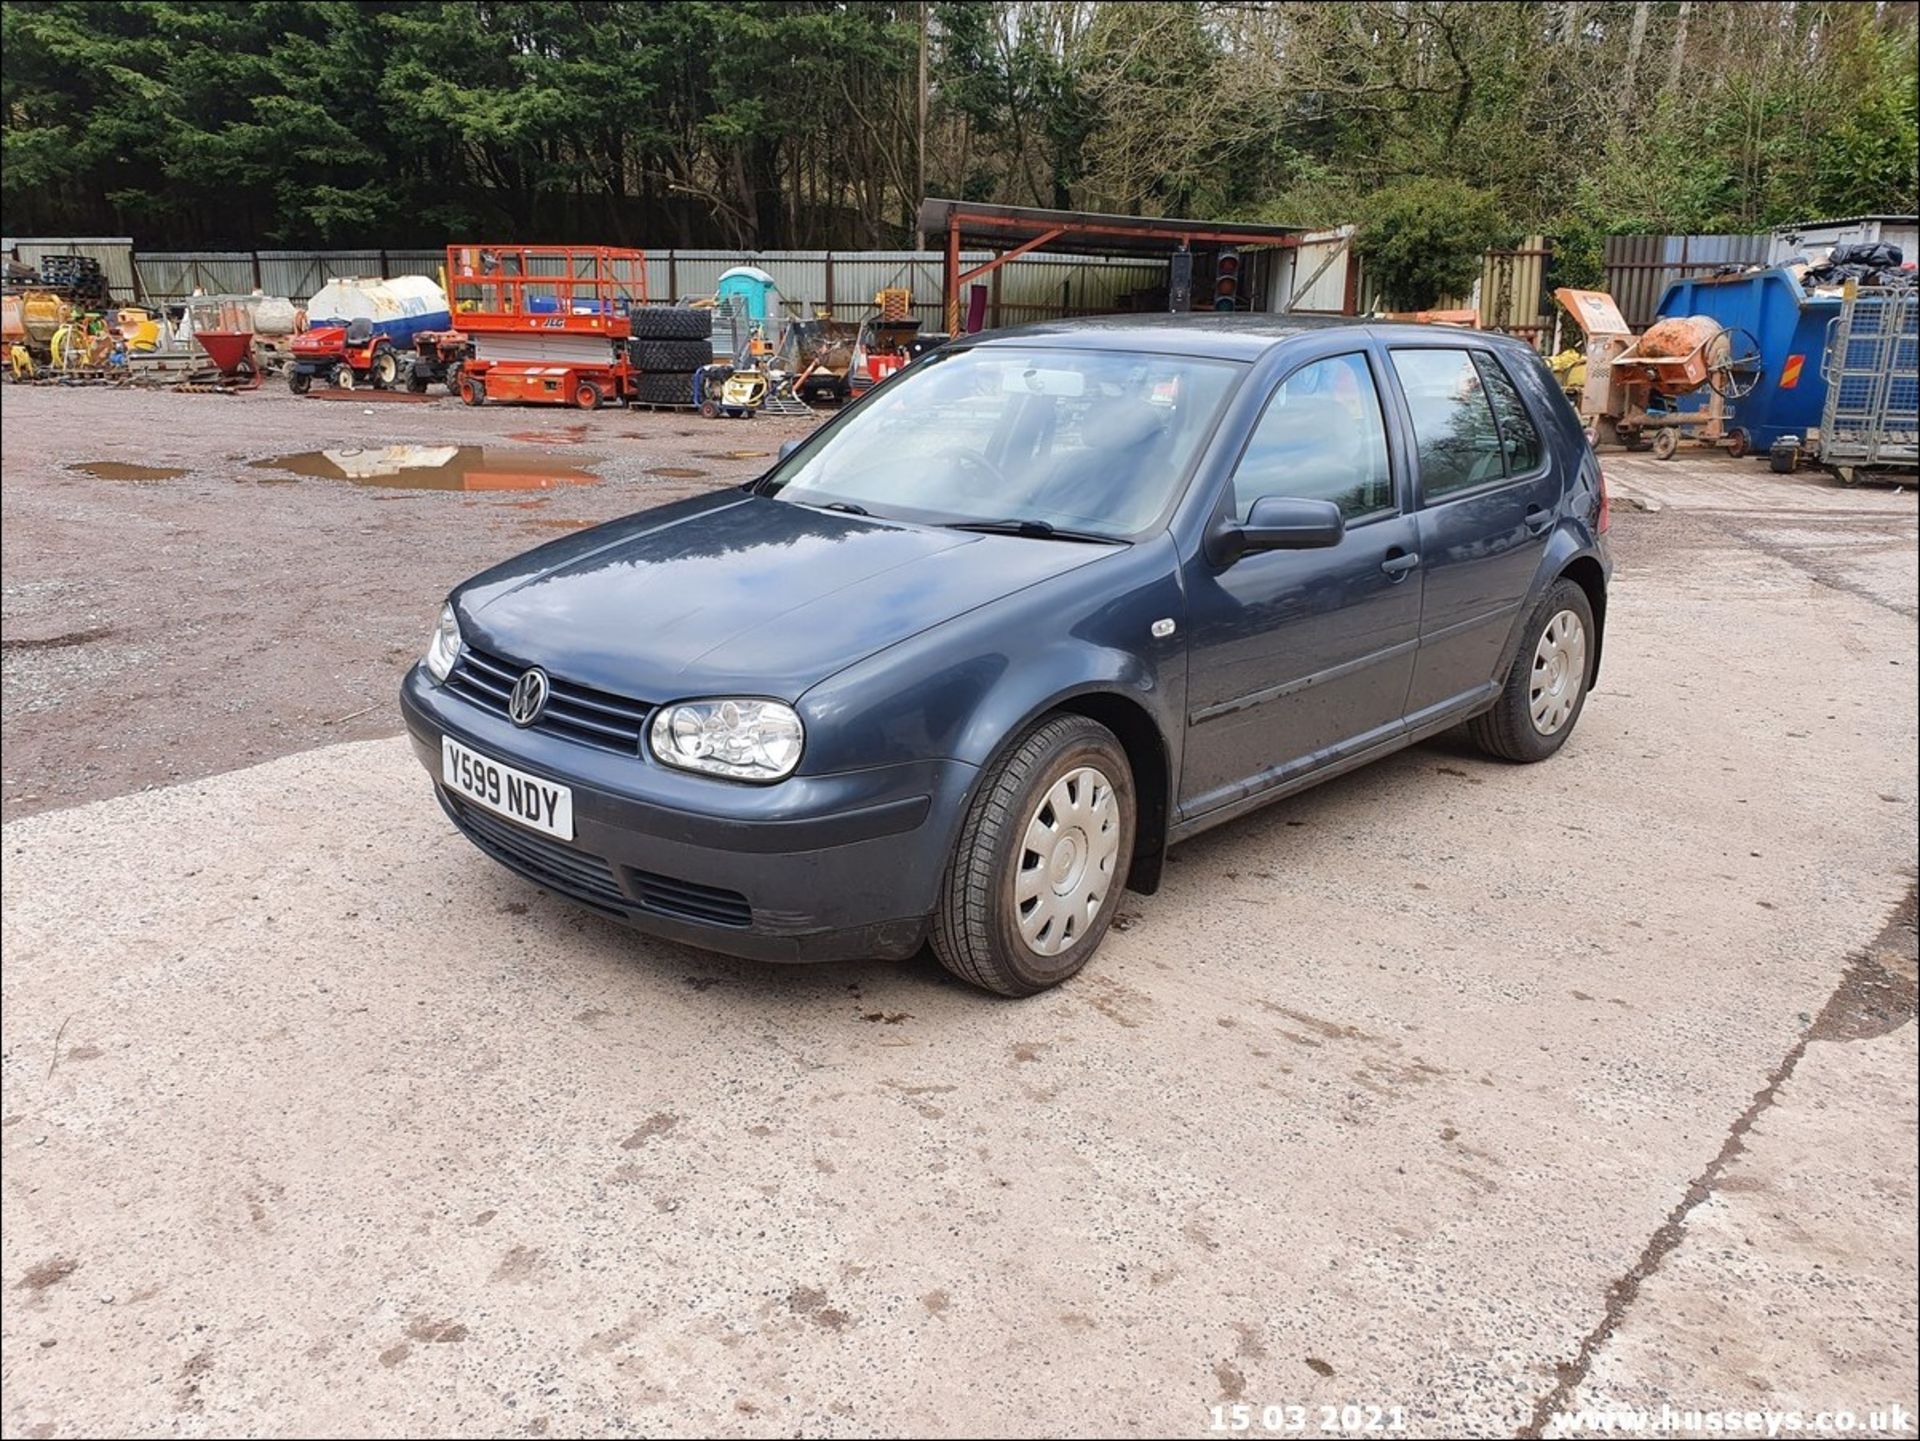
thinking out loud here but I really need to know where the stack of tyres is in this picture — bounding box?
[626,307,713,407]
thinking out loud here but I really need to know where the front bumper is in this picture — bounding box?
[401,665,976,962]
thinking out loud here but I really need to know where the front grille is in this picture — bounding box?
[447,797,753,930]
[628,870,752,929]
[450,800,628,912]
[449,645,650,753]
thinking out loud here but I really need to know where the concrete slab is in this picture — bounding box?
[4,518,1914,1436]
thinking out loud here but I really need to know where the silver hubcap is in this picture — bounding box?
[1015,765,1121,957]
[1530,609,1587,735]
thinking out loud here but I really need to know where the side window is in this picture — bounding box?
[1230,353,1394,522]
[1471,351,1543,474]
[1389,348,1505,501]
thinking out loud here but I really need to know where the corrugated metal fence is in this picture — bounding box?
[12,234,1776,344]
[1602,233,1770,328]
[1,236,139,299]
[5,243,1166,330]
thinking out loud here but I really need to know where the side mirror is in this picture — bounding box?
[777,438,804,462]
[1207,496,1345,568]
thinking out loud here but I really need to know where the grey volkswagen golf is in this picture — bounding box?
[402,316,1610,995]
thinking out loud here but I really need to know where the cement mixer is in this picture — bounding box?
[1554,288,1763,459]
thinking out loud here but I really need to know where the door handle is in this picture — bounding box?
[1380,551,1420,579]
[1525,505,1554,535]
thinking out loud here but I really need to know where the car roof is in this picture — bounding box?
[959,313,1534,363]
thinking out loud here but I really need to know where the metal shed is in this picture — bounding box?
[915,199,1307,335]
[1769,214,1918,266]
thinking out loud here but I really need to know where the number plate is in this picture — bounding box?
[441,737,574,840]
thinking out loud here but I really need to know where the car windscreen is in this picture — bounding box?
[758,345,1244,539]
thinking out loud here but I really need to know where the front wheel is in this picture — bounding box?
[461,376,487,407]
[288,370,312,395]
[931,715,1134,996]
[331,363,355,391]
[1467,578,1596,763]
[573,378,604,410]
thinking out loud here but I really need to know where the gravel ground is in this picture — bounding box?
[1,385,1915,1438]
[1,385,817,816]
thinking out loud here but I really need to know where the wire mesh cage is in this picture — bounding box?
[1820,287,1919,469]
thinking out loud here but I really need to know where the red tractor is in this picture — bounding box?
[287,318,403,393]
[405,329,472,394]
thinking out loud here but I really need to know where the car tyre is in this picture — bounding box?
[1467,577,1596,763]
[931,714,1134,997]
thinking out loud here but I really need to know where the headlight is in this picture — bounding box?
[425,601,461,682]
[649,698,804,782]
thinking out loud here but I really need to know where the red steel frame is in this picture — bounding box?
[935,207,1302,333]
[446,244,647,335]
[448,244,649,408]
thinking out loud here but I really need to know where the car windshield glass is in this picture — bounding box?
[758,346,1243,538]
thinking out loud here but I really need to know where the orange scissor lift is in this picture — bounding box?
[447,245,647,410]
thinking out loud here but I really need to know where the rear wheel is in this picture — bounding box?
[406,368,430,394]
[461,376,487,407]
[572,378,605,410]
[1467,578,1596,763]
[931,715,1134,997]
[1651,427,1679,460]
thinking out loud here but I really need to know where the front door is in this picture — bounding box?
[1385,345,1563,721]
[1179,349,1423,818]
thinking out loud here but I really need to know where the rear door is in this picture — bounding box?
[1179,347,1422,816]
[1386,344,1562,722]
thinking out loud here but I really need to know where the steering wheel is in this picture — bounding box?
[933,446,1012,496]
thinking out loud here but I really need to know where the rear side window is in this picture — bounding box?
[1471,351,1543,474]
[1389,348,1506,500]
[1230,353,1394,521]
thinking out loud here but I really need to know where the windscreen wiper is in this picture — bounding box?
[942,518,1121,544]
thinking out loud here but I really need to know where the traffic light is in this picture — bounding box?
[1213,248,1241,311]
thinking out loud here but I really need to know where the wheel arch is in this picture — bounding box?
[975,688,1173,897]
[1557,553,1608,688]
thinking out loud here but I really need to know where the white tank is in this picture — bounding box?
[251,296,299,336]
[304,275,451,343]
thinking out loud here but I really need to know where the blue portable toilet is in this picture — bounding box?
[1652,267,1841,451]
[716,266,781,327]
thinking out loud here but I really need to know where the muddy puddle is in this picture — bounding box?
[250,445,601,491]
[69,462,189,483]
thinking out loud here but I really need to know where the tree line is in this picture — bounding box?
[3,1,1914,264]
